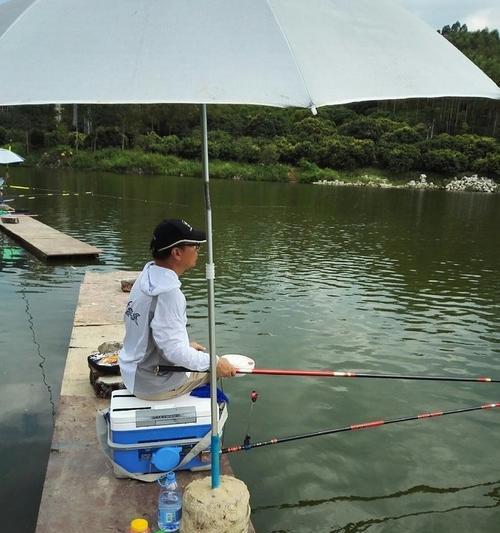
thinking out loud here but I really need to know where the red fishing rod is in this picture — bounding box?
[236,367,498,383]
[221,402,500,454]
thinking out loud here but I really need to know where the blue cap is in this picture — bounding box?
[152,447,181,473]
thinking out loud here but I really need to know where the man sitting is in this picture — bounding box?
[119,218,236,400]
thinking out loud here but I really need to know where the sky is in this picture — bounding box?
[398,0,500,31]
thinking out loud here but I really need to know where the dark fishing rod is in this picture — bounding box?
[221,402,500,454]
[237,367,499,383]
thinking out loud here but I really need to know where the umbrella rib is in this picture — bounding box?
[264,0,315,111]
[0,0,44,45]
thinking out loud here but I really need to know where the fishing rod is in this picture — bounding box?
[221,402,500,454]
[157,358,499,384]
[237,367,499,384]
[9,184,184,206]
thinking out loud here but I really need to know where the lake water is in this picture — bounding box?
[1,168,499,532]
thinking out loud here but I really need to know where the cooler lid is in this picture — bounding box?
[110,390,211,430]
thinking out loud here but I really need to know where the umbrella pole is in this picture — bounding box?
[201,103,220,489]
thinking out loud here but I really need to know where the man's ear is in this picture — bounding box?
[171,247,181,261]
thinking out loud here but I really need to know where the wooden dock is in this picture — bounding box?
[35,271,254,533]
[0,216,100,260]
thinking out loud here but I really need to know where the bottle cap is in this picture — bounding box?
[130,517,149,533]
[158,472,177,488]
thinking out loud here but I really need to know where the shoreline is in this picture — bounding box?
[11,148,500,193]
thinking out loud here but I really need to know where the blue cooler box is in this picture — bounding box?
[109,390,223,473]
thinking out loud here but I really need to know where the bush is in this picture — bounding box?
[136,131,180,155]
[45,126,70,147]
[68,132,88,150]
[244,110,290,137]
[95,126,126,149]
[295,160,340,183]
[289,141,319,164]
[338,116,403,141]
[258,143,280,165]
[425,134,498,165]
[272,136,295,163]
[37,145,74,168]
[291,117,335,141]
[209,160,289,181]
[384,145,421,172]
[207,130,234,160]
[231,136,261,163]
[381,126,425,144]
[319,136,376,169]
[421,149,468,174]
[178,135,202,159]
[473,153,500,179]
[0,127,7,145]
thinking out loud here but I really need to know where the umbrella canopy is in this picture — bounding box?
[0,0,499,107]
[0,148,24,165]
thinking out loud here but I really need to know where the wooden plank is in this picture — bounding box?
[36,271,255,533]
[0,216,100,260]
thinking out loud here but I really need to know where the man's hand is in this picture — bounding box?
[190,341,206,351]
[216,358,237,378]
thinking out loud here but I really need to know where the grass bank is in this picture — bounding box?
[20,146,449,186]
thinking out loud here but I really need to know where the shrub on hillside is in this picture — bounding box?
[420,149,468,174]
[473,153,500,179]
[319,136,376,169]
[425,134,497,164]
[136,131,180,155]
[384,144,421,172]
[178,135,202,159]
[289,141,318,164]
[231,136,261,163]
[258,143,280,165]
[338,116,403,141]
[291,117,335,141]
[244,110,290,137]
[381,126,425,144]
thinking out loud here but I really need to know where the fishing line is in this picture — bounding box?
[9,184,290,210]
[9,184,188,207]
[244,390,259,448]
[19,278,56,421]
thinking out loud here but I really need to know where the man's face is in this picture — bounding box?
[175,243,200,272]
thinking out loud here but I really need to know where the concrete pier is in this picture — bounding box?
[0,216,100,260]
[35,271,254,532]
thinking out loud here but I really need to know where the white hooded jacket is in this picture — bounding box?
[119,262,210,397]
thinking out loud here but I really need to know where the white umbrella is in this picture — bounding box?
[0,0,498,488]
[0,148,24,165]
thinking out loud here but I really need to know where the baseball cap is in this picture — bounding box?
[151,219,206,253]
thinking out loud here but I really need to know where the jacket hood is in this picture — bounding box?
[139,261,181,296]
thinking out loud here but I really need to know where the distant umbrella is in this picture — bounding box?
[0,148,24,165]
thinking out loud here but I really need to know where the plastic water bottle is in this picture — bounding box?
[157,471,182,532]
